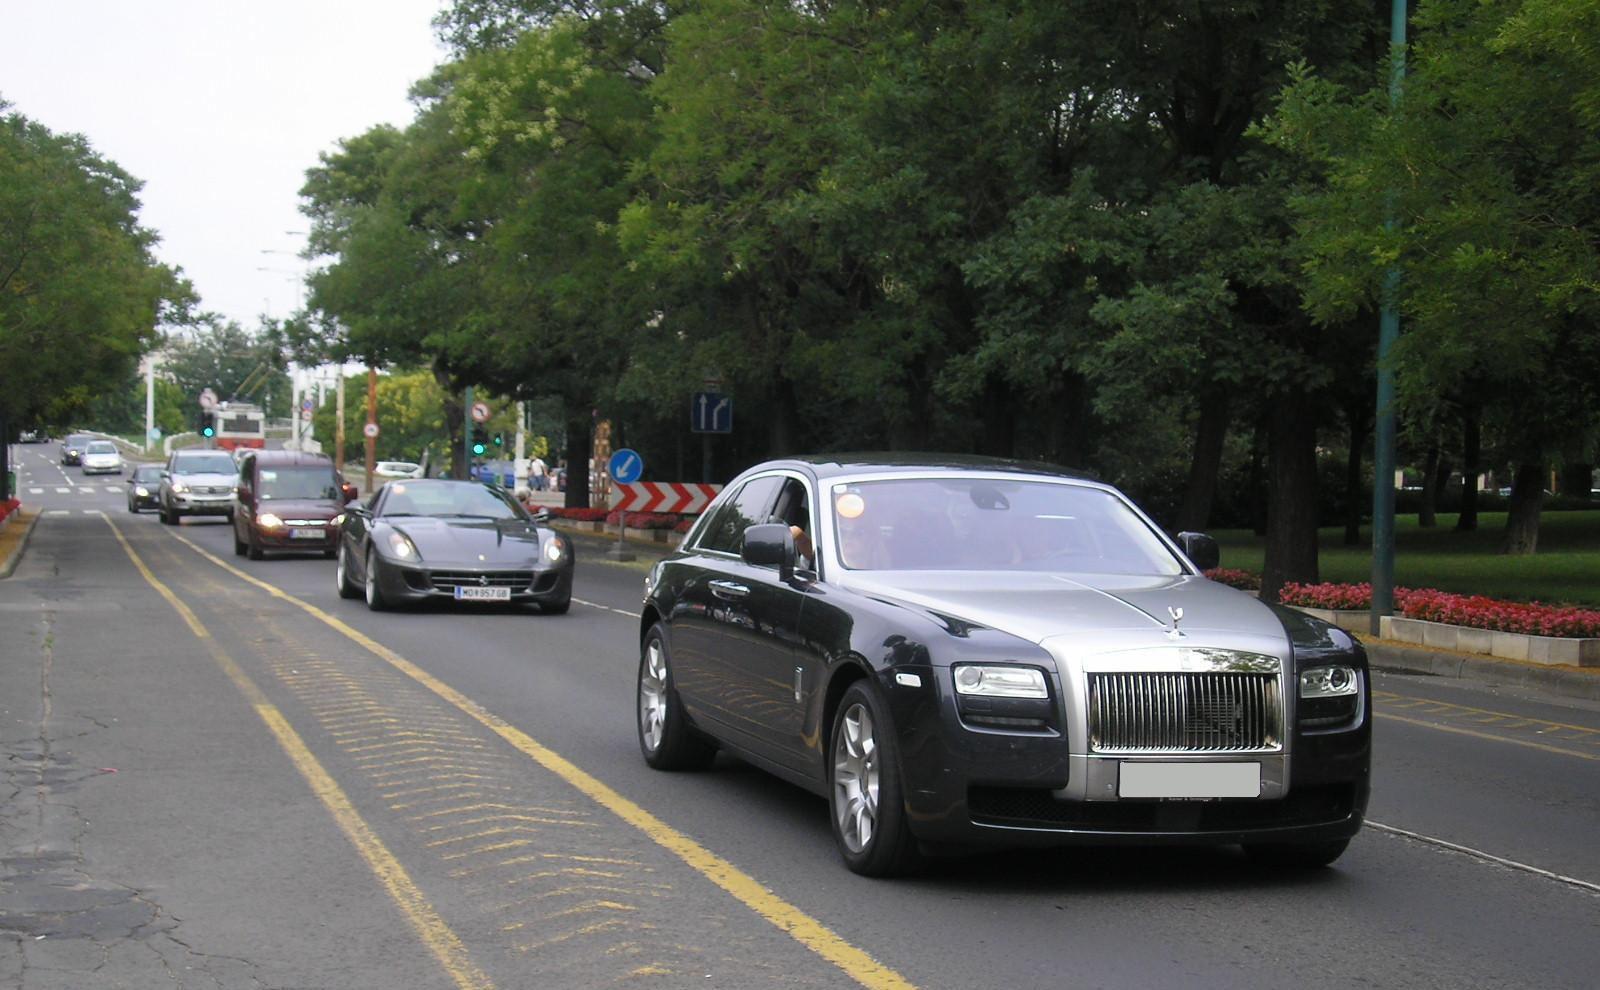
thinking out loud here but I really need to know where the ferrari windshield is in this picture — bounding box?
[829,477,1184,575]
[379,481,525,520]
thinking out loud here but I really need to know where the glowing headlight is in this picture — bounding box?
[257,512,284,529]
[543,539,564,563]
[134,486,149,496]
[331,513,345,527]
[387,531,417,559]
[952,664,1048,699]
[170,482,188,493]
[1300,666,1359,699]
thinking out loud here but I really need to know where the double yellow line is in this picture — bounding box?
[109,516,915,990]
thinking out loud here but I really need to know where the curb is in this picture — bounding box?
[0,508,41,579]
[1364,639,1600,703]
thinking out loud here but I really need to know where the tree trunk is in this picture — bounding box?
[1417,441,1441,529]
[431,363,465,480]
[563,407,592,510]
[1501,461,1545,555]
[1176,394,1229,533]
[1455,406,1481,532]
[0,413,10,501]
[769,377,797,457]
[1343,403,1370,545]
[1560,462,1594,501]
[980,375,1015,458]
[1259,396,1320,603]
[1247,420,1269,536]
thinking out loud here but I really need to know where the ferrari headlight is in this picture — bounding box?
[543,538,564,563]
[1300,666,1359,699]
[387,531,418,559]
[257,512,284,529]
[952,664,1048,699]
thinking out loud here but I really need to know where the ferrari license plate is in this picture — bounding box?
[1118,761,1261,799]
[289,528,325,539]
[454,585,511,601]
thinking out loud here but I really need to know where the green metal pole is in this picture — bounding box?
[1371,0,1407,637]
[463,385,473,481]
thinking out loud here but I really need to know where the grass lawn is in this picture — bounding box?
[1210,509,1600,608]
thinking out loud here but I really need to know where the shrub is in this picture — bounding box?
[1204,567,1260,591]
[1279,581,1600,638]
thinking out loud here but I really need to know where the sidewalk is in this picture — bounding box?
[0,506,39,579]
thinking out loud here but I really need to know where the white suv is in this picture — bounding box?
[159,448,239,525]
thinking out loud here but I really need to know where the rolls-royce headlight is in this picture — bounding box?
[387,531,418,559]
[257,512,284,530]
[543,538,564,563]
[1300,666,1359,699]
[953,664,1048,699]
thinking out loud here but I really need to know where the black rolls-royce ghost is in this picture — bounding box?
[335,479,574,614]
[636,455,1370,876]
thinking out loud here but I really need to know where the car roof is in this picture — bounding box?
[743,452,1099,484]
[244,449,334,467]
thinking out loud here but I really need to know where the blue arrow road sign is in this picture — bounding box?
[609,447,643,484]
[691,392,733,433]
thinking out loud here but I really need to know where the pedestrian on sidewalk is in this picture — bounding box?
[530,455,548,492]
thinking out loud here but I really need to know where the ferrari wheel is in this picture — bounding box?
[364,547,388,611]
[829,682,920,877]
[335,544,360,599]
[637,624,713,770]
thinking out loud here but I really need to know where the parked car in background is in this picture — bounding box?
[126,464,163,513]
[635,454,1371,876]
[471,460,515,487]
[18,428,44,443]
[80,440,123,475]
[232,449,352,560]
[158,448,238,525]
[60,433,93,465]
[335,479,573,614]
[374,460,424,480]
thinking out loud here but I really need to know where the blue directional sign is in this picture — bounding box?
[608,447,644,485]
[692,392,733,434]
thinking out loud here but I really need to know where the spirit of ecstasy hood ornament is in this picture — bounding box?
[1167,606,1185,638]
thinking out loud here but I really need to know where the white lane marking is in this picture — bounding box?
[28,488,42,495]
[55,488,69,494]
[46,510,68,516]
[572,597,637,618]
[104,486,123,493]
[82,509,100,515]
[1367,820,1600,896]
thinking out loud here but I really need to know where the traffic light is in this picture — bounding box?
[199,410,216,438]
[471,426,487,457]
[492,432,503,448]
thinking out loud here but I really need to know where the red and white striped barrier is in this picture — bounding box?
[611,482,722,514]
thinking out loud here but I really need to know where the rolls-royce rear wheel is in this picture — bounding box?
[829,681,921,877]
[1242,838,1350,869]
[637,624,714,770]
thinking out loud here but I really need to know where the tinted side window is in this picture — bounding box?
[697,476,783,555]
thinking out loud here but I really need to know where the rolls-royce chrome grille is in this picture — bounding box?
[1089,672,1282,753]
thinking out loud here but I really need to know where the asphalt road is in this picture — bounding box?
[3,439,1598,989]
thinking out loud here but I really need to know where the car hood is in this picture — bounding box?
[256,499,342,520]
[838,570,1290,659]
[173,472,235,486]
[387,517,544,566]
[84,453,120,463]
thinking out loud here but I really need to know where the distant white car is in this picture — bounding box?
[374,461,424,480]
[81,440,123,475]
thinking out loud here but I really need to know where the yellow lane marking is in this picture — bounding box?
[1375,712,1600,761]
[169,530,918,990]
[106,520,495,990]
[1373,690,1600,737]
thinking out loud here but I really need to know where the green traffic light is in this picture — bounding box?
[472,442,486,455]
[493,434,503,447]
[202,427,215,437]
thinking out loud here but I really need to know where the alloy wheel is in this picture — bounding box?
[638,639,669,754]
[832,701,879,854]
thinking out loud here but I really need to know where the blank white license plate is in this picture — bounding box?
[454,586,511,601]
[289,528,325,539]
[1119,761,1261,799]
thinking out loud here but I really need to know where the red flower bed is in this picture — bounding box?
[0,497,19,525]
[1204,567,1260,591]
[1279,581,1600,639]
[605,511,682,530]
[541,506,609,522]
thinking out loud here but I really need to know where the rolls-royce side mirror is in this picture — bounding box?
[1176,531,1220,572]
[742,523,796,580]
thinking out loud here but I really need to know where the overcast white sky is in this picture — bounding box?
[0,0,446,329]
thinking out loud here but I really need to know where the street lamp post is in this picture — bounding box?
[1371,0,1408,636]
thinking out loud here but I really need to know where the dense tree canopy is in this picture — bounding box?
[293,0,1596,596]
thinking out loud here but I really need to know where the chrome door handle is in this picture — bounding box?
[709,580,750,600]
